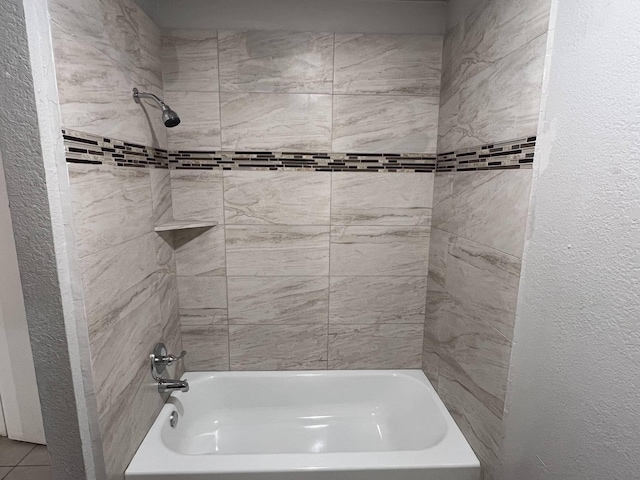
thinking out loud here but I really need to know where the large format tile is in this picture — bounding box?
[330,226,430,276]
[99,349,171,480]
[80,232,168,335]
[329,277,427,324]
[162,29,218,92]
[4,466,51,480]
[52,3,166,149]
[150,169,173,225]
[332,95,439,153]
[218,30,333,93]
[68,163,153,259]
[220,93,332,151]
[446,35,547,150]
[226,225,330,276]
[229,324,328,370]
[424,285,512,417]
[170,170,224,222]
[0,438,35,466]
[331,172,434,226]
[427,227,453,289]
[181,325,230,371]
[445,234,522,339]
[328,324,423,369]
[432,170,533,258]
[177,275,227,310]
[228,277,329,325]
[90,288,162,424]
[437,363,503,480]
[334,34,442,96]
[19,446,49,466]
[174,226,226,276]
[224,171,330,225]
[165,91,221,150]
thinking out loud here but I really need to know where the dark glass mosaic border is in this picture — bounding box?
[436,136,535,172]
[62,130,535,173]
[62,130,436,173]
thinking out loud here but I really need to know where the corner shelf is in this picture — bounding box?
[154,220,218,232]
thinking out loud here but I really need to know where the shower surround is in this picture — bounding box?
[45,0,550,479]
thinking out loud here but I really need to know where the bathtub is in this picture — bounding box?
[126,370,480,480]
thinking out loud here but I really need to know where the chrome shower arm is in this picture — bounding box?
[132,87,181,127]
[132,88,166,108]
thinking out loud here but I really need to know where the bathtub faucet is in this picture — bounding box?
[157,378,190,393]
[150,343,189,393]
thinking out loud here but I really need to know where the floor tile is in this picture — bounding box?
[5,466,50,480]
[19,446,49,466]
[0,438,35,467]
[0,467,12,480]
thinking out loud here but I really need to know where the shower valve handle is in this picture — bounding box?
[158,350,187,366]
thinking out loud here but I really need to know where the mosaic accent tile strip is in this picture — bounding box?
[436,136,536,172]
[63,130,536,173]
[62,130,436,173]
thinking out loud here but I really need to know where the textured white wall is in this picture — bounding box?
[136,0,446,34]
[500,0,640,478]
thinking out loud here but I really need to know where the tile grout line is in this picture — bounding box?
[221,171,232,372]
[216,29,223,152]
[327,172,332,369]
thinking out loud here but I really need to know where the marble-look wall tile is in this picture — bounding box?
[437,0,550,154]
[331,172,434,226]
[432,170,533,258]
[174,226,226,276]
[445,235,522,340]
[181,325,230,371]
[329,277,427,324]
[330,226,430,276]
[328,324,423,369]
[218,30,333,93]
[162,29,218,92]
[177,275,227,310]
[51,0,167,148]
[165,91,221,151]
[150,169,173,225]
[229,324,328,370]
[437,363,503,480]
[455,35,547,150]
[228,277,329,325]
[424,266,512,418]
[220,93,332,151]
[67,163,153,259]
[135,5,163,90]
[226,225,330,276]
[170,170,224,222]
[334,34,442,96]
[80,232,168,337]
[332,95,439,153]
[224,171,331,225]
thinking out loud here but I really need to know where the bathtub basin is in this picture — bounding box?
[126,370,480,480]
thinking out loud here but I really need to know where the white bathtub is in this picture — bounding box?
[126,370,480,480]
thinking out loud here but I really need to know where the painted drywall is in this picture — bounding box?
[0,150,45,444]
[500,0,640,479]
[135,0,446,34]
[0,0,107,478]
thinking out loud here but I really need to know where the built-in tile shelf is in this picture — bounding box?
[154,220,218,232]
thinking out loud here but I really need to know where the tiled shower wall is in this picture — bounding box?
[162,30,443,153]
[171,170,433,370]
[48,1,180,479]
[438,0,550,152]
[423,0,552,479]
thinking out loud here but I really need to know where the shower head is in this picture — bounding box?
[132,88,181,128]
[162,106,181,128]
